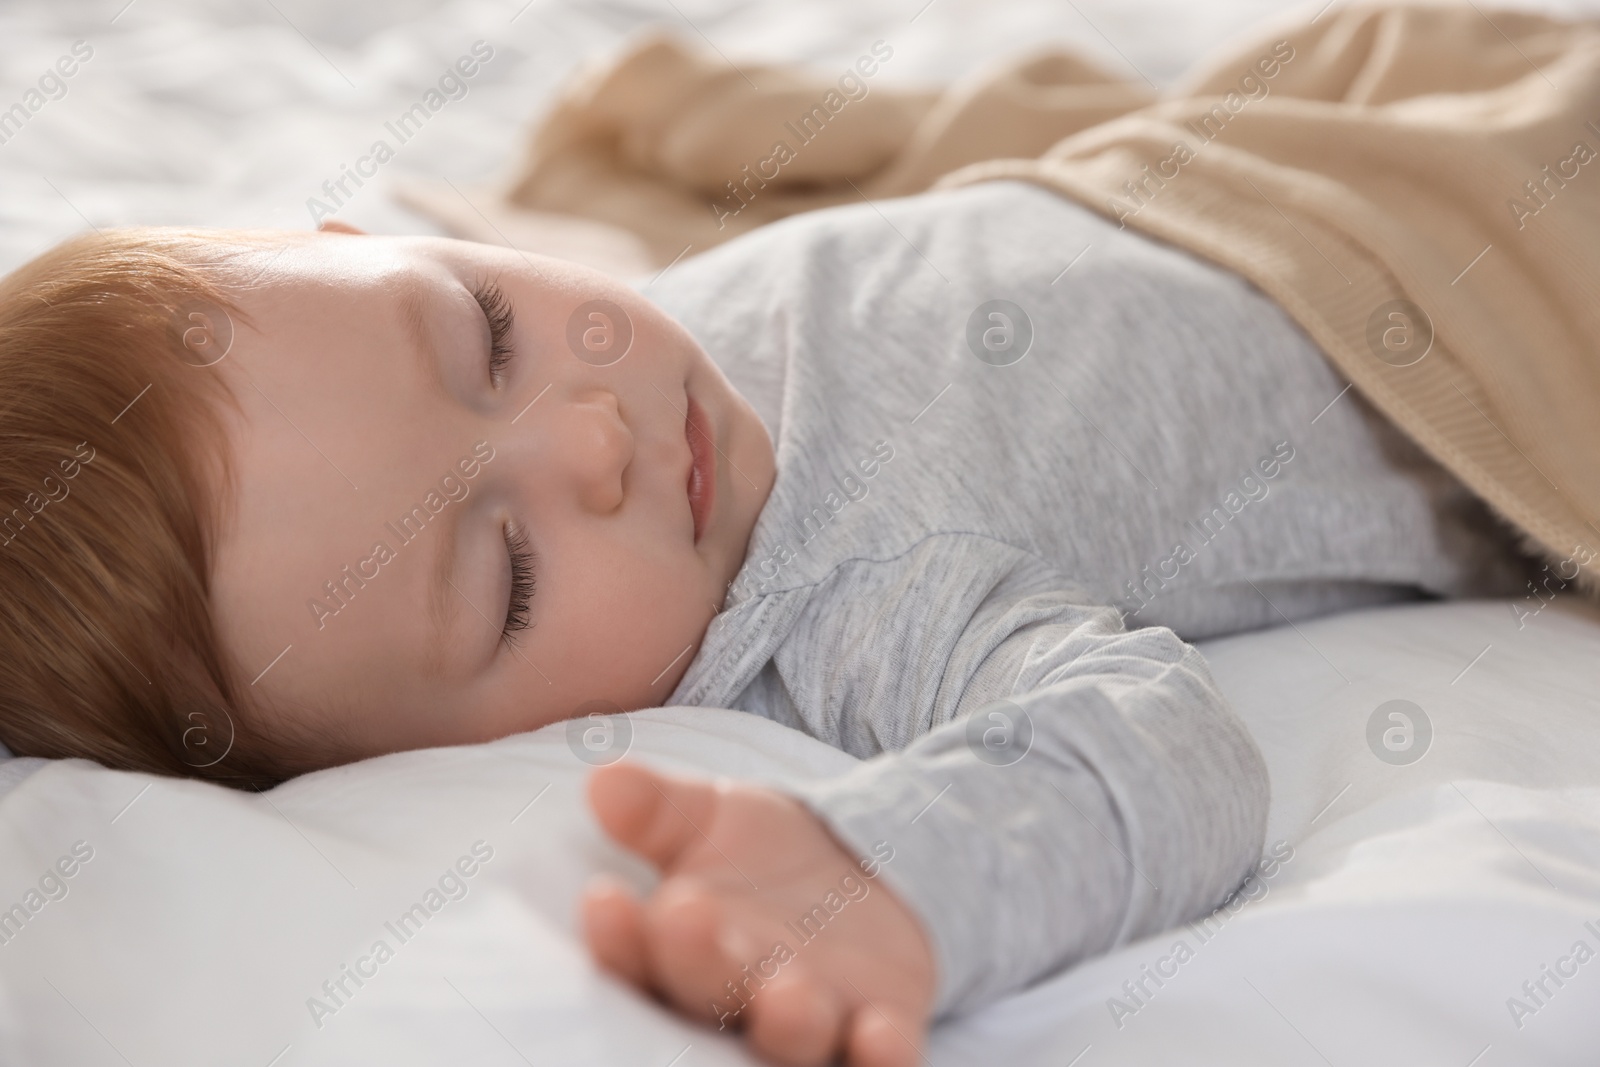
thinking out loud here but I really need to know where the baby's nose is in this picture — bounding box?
[564,387,633,513]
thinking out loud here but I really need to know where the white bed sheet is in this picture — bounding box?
[0,597,1597,1066]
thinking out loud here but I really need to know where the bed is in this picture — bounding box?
[3,598,1597,1065]
[1,0,1598,1063]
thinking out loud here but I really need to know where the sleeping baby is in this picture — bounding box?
[0,176,1536,1065]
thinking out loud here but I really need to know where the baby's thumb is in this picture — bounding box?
[586,762,719,870]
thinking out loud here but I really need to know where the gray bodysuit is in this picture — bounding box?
[644,179,1535,1017]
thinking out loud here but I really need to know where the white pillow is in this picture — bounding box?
[0,708,850,1066]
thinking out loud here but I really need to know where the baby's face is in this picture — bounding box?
[206,227,775,762]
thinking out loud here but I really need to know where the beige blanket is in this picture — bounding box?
[402,3,1600,597]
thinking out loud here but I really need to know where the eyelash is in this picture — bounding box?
[502,521,536,648]
[471,279,517,386]
[470,279,531,651]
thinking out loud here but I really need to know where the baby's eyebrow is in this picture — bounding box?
[394,274,466,678]
[399,277,447,400]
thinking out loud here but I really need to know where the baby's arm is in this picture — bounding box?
[584,542,1269,1061]
[788,564,1270,1016]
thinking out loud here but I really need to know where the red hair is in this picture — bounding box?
[0,227,325,789]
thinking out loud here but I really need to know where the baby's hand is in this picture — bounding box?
[581,763,936,1067]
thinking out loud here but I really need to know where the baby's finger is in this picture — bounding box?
[642,881,746,1025]
[580,875,652,990]
[843,999,925,1067]
[586,762,720,872]
[743,969,846,1067]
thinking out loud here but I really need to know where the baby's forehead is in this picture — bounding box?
[225,232,562,304]
[238,232,423,290]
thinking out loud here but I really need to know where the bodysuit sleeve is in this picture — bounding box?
[774,536,1270,1018]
